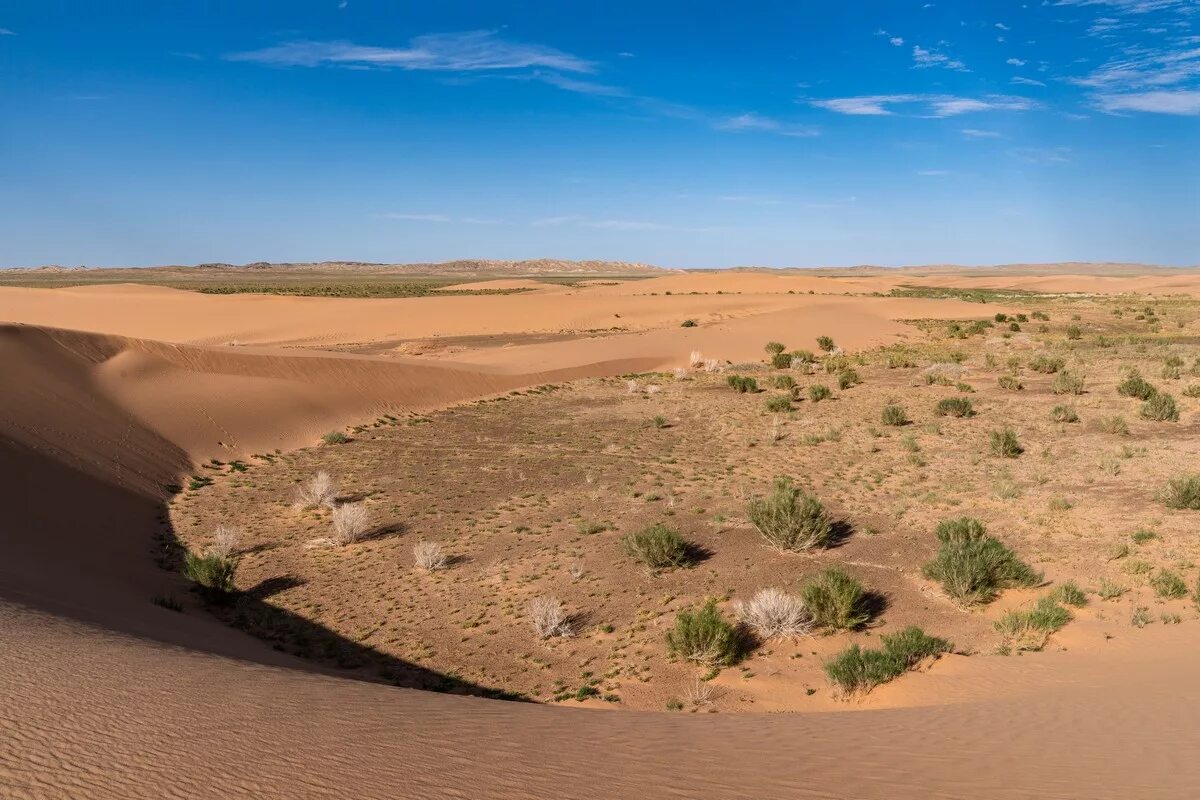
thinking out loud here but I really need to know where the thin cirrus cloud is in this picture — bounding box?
[226,30,595,73]
[809,94,1034,117]
[715,112,820,137]
[961,128,1003,138]
[0,27,16,35]
[532,215,720,233]
[1096,90,1200,114]
[912,45,968,71]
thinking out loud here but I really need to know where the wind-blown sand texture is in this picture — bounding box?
[4,268,1200,798]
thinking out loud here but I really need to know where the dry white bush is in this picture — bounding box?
[646,384,661,395]
[769,415,786,443]
[205,524,241,559]
[529,596,574,639]
[673,367,688,380]
[331,502,370,545]
[703,358,721,373]
[413,540,448,571]
[734,588,812,638]
[684,677,719,707]
[569,559,586,580]
[689,350,704,367]
[626,379,639,394]
[296,471,338,509]
[923,362,967,381]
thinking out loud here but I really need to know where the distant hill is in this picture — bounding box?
[5,259,672,277]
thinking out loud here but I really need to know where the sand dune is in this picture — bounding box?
[4,272,1200,797]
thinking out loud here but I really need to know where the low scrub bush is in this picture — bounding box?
[666,600,741,666]
[331,502,371,545]
[808,384,832,402]
[994,596,1070,651]
[297,471,338,509]
[764,341,786,355]
[529,596,574,639]
[1051,371,1085,395]
[771,375,796,390]
[734,588,812,639]
[801,568,869,630]
[881,404,909,426]
[997,374,1023,391]
[935,397,974,418]
[817,335,836,352]
[622,523,691,570]
[923,517,1040,604]
[837,368,860,390]
[770,352,793,369]
[1029,355,1064,374]
[1099,415,1130,435]
[1050,581,1087,607]
[1160,474,1200,509]
[791,349,816,364]
[1140,393,1179,422]
[182,551,238,599]
[1151,570,1188,599]
[321,431,349,445]
[726,375,759,393]
[764,394,793,413]
[747,477,832,552]
[989,427,1023,458]
[1117,371,1157,400]
[1050,405,1080,423]
[206,524,241,559]
[1066,325,1082,340]
[413,540,448,571]
[824,627,951,694]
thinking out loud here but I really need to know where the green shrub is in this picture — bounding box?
[747,477,832,551]
[1151,570,1188,599]
[935,397,974,418]
[1066,325,1082,340]
[653,414,668,429]
[923,517,1040,604]
[885,351,917,368]
[771,375,796,390]
[770,352,793,369]
[808,384,832,402]
[1140,393,1179,422]
[765,341,786,355]
[1051,371,1085,395]
[622,524,691,570]
[1050,581,1087,607]
[1117,371,1157,400]
[321,431,349,445]
[994,313,1008,323]
[1009,322,1021,332]
[764,394,792,413]
[997,374,1023,391]
[837,368,860,390]
[1029,355,1065,374]
[792,349,816,364]
[801,567,869,630]
[1182,384,1200,398]
[727,375,758,393]
[994,596,1071,651]
[881,404,909,426]
[1099,415,1129,435]
[816,335,836,352]
[824,627,951,693]
[666,600,741,666]
[989,427,1022,458]
[182,551,238,598]
[1050,405,1079,423]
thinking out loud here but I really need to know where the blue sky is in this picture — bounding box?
[1,1,1197,268]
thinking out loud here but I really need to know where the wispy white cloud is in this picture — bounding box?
[1096,89,1200,114]
[531,215,583,227]
[1011,146,1073,164]
[377,213,451,222]
[809,94,1034,117]
[0,27,15,36]
[227,30,595,73]
[461,217,501,224]
[531,215,718,233]
[996,23,1011,31]
[717,194,787,206]
[890,37,904,47]
[1011,76,1047,87]
[912,44,968,71]
[1007,58,1027,66]
[961,128,1003,138]
[715,112,819,137]
[916,169,951,176]
[1055,0,1193,11]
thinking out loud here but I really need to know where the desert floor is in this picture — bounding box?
[6,270,1200,797]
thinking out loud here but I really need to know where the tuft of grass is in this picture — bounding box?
[680,318,697,327]
[792,349,816,364]
[1117,371,1158,400]
[1066,325,1082,340]
[881,404,909,426]
[1160,474,1200,509]
[726,375,759,393]
[923,517,1040,604]
[837,368,860,390]
[808,384,832,402]
[1151,570,1188,599]
[182,551,238,599]
[666,600,742,667]
[1140,393,1179,422]
[1130,607,1152,628]
[816,335,836,352]
[652,414,669,429]
[764,395,793,413]
[529,596,574,639]
[771,374,796,390]
[1131,528,1157,544]
[1050,405,1080,424]
[1051,371,1085,395]
[824,627,951,694]
[994,596,1071,651]
[770,352,794,369]
[1096,579,1126,600]
[935,396,974,418]
[1182,384,1200,398]
[997,374,1023,391]
[764,341,786,355]
[989,427,1023,458]
[1050,581,1087,607]
[1098,415,1130,435]
[734,588,812,639]
[800,568,870,630]
[321,431,350,445]
[1029,355,1065,374]
[747,477,832,552]
[622,524,691,571]
[151,595,184,612]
